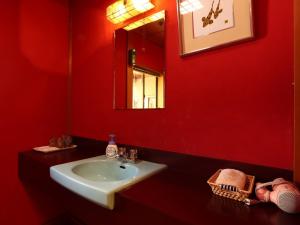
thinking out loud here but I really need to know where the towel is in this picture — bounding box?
[215,169,246,190]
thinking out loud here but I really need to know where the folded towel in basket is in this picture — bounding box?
[215,169,247,190]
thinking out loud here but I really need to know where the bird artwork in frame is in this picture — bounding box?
[177,0,254,56]
[193,0,234,37]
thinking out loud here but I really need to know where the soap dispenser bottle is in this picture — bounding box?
[106,134,118,158]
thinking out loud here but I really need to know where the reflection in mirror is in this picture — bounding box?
[114,11,165,109]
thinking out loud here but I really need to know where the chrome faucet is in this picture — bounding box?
[128,149,138,163]
[117,147,128,164]
[117,147,138,164]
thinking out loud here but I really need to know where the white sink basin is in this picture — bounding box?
[72,160,139,182]
[50,155,166,209]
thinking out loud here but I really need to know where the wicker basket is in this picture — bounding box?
[207,169,255,202]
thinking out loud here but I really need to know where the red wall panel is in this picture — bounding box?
[71,0,294,170]
[0,0,69,224]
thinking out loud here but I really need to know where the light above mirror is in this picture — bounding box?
[107,0,155,24]
[123,11,165,31]
[114,11,166,110]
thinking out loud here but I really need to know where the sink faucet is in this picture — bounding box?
[117,147,128,164]
[117,147,138,164]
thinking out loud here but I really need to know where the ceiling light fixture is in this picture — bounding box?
[107,0,155,24]
[123,10,165,31]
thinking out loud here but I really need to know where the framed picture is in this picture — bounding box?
[177,0,254,56]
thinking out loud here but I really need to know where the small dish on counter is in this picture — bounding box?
[33,145,77,153]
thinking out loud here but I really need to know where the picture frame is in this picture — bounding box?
[176,0,254,56]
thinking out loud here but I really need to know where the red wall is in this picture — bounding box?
[71,0,294,170]
[0,0,69,224]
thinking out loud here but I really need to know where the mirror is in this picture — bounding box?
[114,11,165,109]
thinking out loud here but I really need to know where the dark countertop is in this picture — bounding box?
[19,137,300,225]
